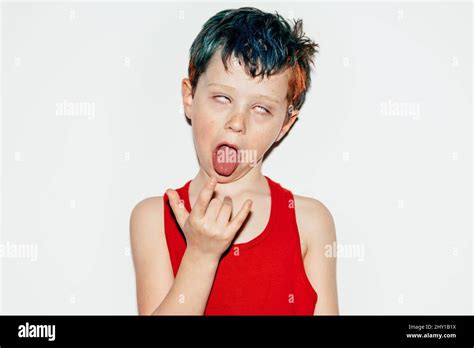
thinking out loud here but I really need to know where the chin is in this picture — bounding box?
[210,168,235,182]
[202,163,238,182]
[215,174,237,183]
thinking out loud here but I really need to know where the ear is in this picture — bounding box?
[181,78,193,120]
[276,110,299,142]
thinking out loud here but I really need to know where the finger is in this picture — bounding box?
[166,189,189,229]
[227,199,253,234]
[205,198,222,221]
[216,196,233,226]
[193,176,218,217]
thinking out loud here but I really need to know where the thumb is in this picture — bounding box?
[166,189,189,230]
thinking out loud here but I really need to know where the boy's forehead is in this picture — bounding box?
[200,49,290,103]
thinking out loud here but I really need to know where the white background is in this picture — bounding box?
[1,1,472,314]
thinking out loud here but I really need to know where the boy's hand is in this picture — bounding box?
[166,176,253,261]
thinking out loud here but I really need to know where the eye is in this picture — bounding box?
[213,95,231,103]
[255,105,271,115]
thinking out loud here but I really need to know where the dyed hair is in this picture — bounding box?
[188,7,319,116]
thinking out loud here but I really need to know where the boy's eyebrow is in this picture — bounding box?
[207,83,282,104]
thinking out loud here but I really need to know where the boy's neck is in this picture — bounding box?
[192,163,268,198]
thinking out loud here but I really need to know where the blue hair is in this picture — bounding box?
[188,7,319,112]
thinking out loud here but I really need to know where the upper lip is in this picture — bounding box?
[215,141,240,151]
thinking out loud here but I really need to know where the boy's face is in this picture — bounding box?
[182,48,298,183]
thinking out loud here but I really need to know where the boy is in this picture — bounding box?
[130,7,339,315]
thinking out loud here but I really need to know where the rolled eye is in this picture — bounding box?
[214,95,230,103]
[255,105,270,114]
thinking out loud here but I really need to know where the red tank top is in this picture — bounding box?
[163,176,317,315]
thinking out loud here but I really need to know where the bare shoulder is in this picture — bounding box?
[130,196,174,315]
[130,196,164,228]
[130,196,165,247]
[293,195,339,315]
[293,195,336,254]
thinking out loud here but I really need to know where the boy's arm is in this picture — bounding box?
[294,195,339,315]
[152,247,219,315]
[130,197,219,315]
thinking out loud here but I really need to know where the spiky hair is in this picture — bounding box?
[188,7,319,114]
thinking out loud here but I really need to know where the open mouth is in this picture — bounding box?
[212,142,240,177]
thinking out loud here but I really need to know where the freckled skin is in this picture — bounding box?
[182,47,298,184]
[130,48,338,317]
[180,47,300,252]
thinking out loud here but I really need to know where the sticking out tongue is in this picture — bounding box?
[212,144,239,176]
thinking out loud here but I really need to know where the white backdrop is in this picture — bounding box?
[1,1,472,314]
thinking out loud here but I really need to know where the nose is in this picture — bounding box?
[225,112,246,134]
